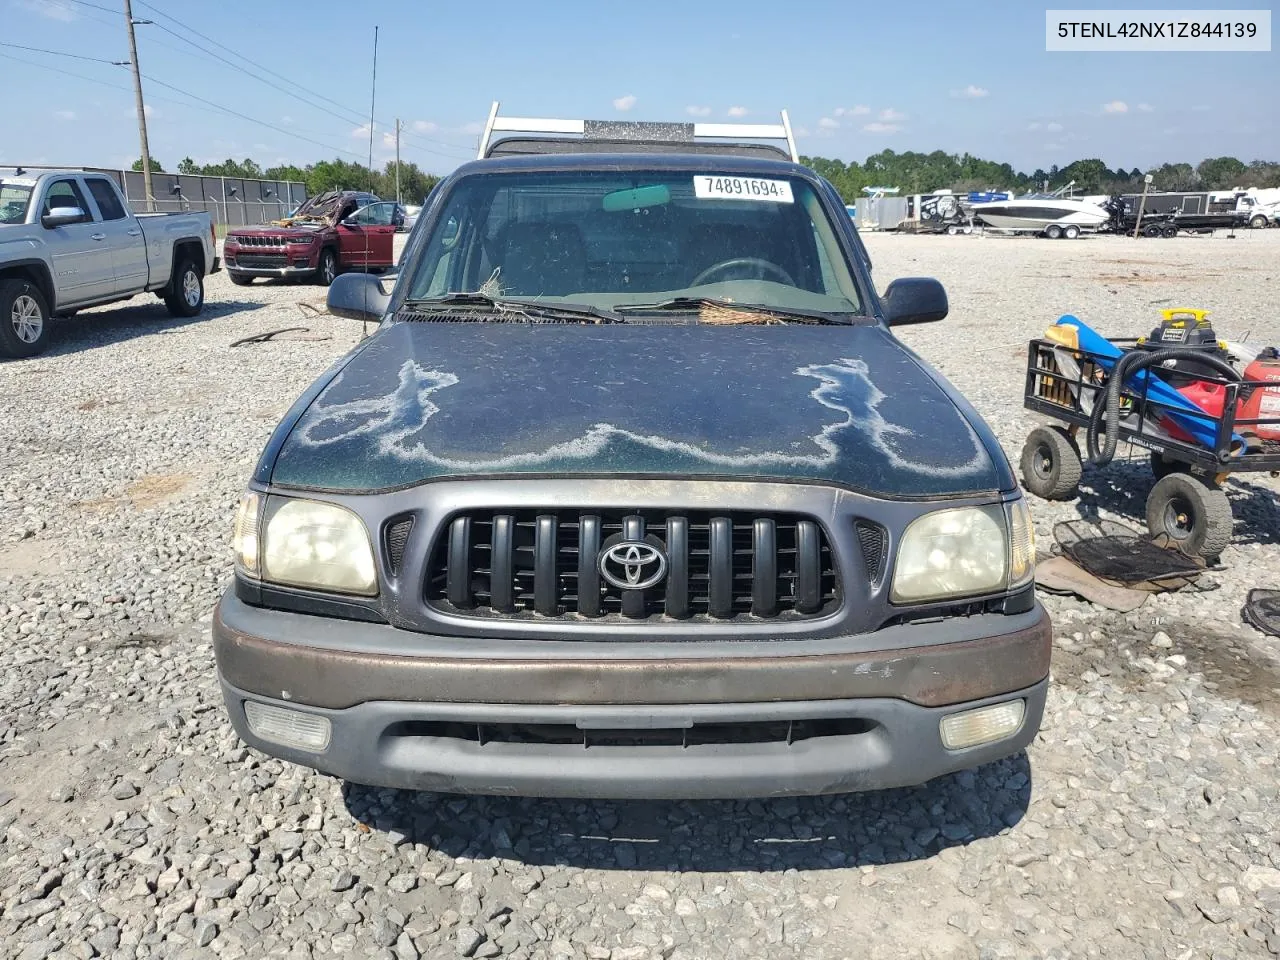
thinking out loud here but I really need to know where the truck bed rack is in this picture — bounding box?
[476,102,798,163]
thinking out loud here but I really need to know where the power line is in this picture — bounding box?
[131,0,473,161]
[0,40,124,64]
[0,50,366,162]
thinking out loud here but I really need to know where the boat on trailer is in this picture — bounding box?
[969,181,1109,238]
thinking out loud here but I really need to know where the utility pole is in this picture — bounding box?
[394,118,403,204]
[123,0,154,211]
[366,26,378,186]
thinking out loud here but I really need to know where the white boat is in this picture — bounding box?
[969,182,1109,238]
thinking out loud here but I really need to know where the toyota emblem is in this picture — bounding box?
[598,540,668,591]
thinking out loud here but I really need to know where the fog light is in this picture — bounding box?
[939,700,1025,750]
[244,700,331,752]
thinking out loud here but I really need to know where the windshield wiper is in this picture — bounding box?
[613,297,847,324]
[403,293,625,323]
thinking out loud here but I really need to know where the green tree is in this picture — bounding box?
[131,157,164,173]
[1148,162,1199,191]
[177,157,199,175]
[1196,156,1247,190]
[264,164,308,184]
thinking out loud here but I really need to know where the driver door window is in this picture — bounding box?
[43,178,115,303]
[339,202,398,268]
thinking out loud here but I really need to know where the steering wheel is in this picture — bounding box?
[691,257,796,288]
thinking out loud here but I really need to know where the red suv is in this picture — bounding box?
[223,191,401,286]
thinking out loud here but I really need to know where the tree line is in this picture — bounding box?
[133,150,1280,205]
[801,151,1280,201]
[132,156,440,205]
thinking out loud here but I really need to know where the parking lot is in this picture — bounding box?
[4,230,1280,960]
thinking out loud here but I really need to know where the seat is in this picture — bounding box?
[499,222,587,296]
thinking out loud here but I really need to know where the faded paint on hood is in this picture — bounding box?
[267,321,1002,495]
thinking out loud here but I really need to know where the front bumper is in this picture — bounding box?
[213,590,1052,799]
[225,262,316,278]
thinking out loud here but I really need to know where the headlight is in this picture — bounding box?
[891,505,1008,603]
[262,499,377,596]
[233,493,377,596]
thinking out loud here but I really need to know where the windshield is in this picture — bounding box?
[0,181,35,225]
[406,170,864,316]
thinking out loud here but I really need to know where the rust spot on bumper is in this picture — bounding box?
[214,604,1051,710]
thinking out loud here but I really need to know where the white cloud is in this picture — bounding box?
[1027,122,1041,131]
[461,121,484,135]
[879,108,906,122]
[412,120,438,133]
[351,123,372,139]
[951,84,989,99]
[1046,122,1063,133]
[1137,102,1154,112]
[850,105,871,116]
[53,110,76,121]
[818,117,840,130]
[727,106,748,117]
[685,105,712,117]
[793,125,811,137]
[281,116,294,125]
[613,94,637,112]
[1045,142,1063,152]
[862,122,901,134]
[18,0,76,20]
[1102,100,1129,113]
[382,132,397,148]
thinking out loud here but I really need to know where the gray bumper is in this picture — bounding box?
[213,592,1050,800]
[219,677,1046,800]
[225,262,315,277]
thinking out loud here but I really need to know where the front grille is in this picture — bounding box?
[424,509,839,622]
[233,235,288,247]
[233,254,287,269]
[389,717,874,748]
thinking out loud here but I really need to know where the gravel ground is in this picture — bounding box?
[3,230,1280,960]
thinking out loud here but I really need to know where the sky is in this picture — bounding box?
[1,0,1276,179]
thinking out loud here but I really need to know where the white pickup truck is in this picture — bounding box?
[0,170,220,358]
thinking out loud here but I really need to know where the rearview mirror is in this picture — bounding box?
[41,206,89,228]
[327,272,391,323]
[882,277,948,326]
[340,217,359,227]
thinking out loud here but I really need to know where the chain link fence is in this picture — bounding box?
[3,165,309,229]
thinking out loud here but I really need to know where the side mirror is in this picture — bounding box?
[327,272,390,323]
[41,206,89,228]
[882,277,948,325]
[340,217,359,227]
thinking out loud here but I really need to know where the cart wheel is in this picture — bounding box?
[946,224,959,236]
[1145,473,1233,560]
[1150,453,1190,480]
[963,224,974,234]
[1063,224,1081,240]
[1020,426,1082,500]
[1045,224,1063,240]
[1162,224,1179,239]
[1142,223,1162,238]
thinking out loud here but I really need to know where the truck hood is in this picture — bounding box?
[227,224,324,238]
[267,321,1004,496]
